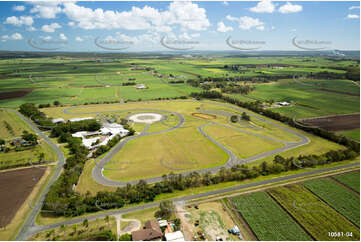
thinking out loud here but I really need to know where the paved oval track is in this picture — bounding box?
[63,100,310,187]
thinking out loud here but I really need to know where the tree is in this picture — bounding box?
[241,112,251,121]
[54,100,60,106]
[0,139,5,147]
[83,218,89,228]
[22,131,38,145]
[230,115,239,123]
[38,152,45,162]
[155,201,173,220]
[119,233,132,241]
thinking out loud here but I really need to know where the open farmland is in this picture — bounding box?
[0,109,32,139]
[231,191,311,241]
[333,171,360,193]
[268,184,360,241]
[0,167,45,228]
[303,178,360,227]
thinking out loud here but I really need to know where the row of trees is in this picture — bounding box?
[50,119,101,137]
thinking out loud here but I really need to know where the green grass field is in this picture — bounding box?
[0,109,32,139]
[337,129,360,142]
[231,191,311,241]
[303,178,360,227]
[268,184,360,241]
[333,171,360,193]
[240,79,359,119]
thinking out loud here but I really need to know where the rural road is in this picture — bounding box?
[62,100,309,186]
[19,162,360,240]
[3,109,66,241]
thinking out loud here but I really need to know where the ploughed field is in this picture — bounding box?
[0,167,45,227]
[300,114,360,131]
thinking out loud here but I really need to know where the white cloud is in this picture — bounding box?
[222,1,229,6]
[26,26,37,31]
[227,15,265,30]
[30,1,62,19]
[75,36,84,42]
[42,36,52,41]
[1,35,9,42]
[349,6,360,10]
[256,25,265,31]
[13,5,25,11]
[278,2,303,14]
[250,0,275,13]
[62,1,210,32]
[179,32,191,40]
[347,14,360,19]
[68,21,75,27]
[41,23,61,32]
[191,33,200,38]
[11,33,23,40]
[4,16,33,26]
[59,33,67,40]
[217,21,233,32]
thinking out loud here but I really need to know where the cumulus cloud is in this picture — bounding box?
[250,0,275,13]
[4,16,33,26]
[222,1,229,6]
[41,23,61,32]
[9,33,23,40]
[278,2,303,14]
[349,6,360,10]
[30,1,62,19]
[26,26,37,31]
[62,1,210,32]
[217,21,233,32]
[347,14,360,19]
[75,36,84,42]
[13,5,25,11]
[227,15,265,30]
[68,21,75,27]
[59,33,67,40]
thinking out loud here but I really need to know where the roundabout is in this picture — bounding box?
[128,113,163,124]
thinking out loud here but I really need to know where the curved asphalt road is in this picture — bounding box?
[2,109,65,241]
[62,100,309,187]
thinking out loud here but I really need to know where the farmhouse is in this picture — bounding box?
[132,220,163,241]
[136,84,147,89]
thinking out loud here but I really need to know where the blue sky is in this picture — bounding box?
[0,1,359,52]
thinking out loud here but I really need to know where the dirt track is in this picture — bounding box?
[300,113,360,131]
[0,167,45,227]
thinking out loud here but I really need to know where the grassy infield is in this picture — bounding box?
[232,171,360,241]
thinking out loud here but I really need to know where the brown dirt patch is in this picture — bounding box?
[0,89,33,100]
[0,167,45,227]
[300,113,360,131]
[191,113,217,120]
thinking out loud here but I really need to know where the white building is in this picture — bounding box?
[165,231,185,241]
[136,84,146,89]
[72,123,129,149]
[52,118,65,124]
[68,117,94,122]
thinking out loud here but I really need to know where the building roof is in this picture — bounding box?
[68,117,93,122]
[132,220,162,241]
[52,118,65,123]
[164,231,184,241]
[158,220,168,227]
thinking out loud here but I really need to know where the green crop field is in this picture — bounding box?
[231,191,311,241]
[241,79,360,119]
[268,184,360,241]
[303,178,360,227]
[333,171,360,193]
[0,109,32,139]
